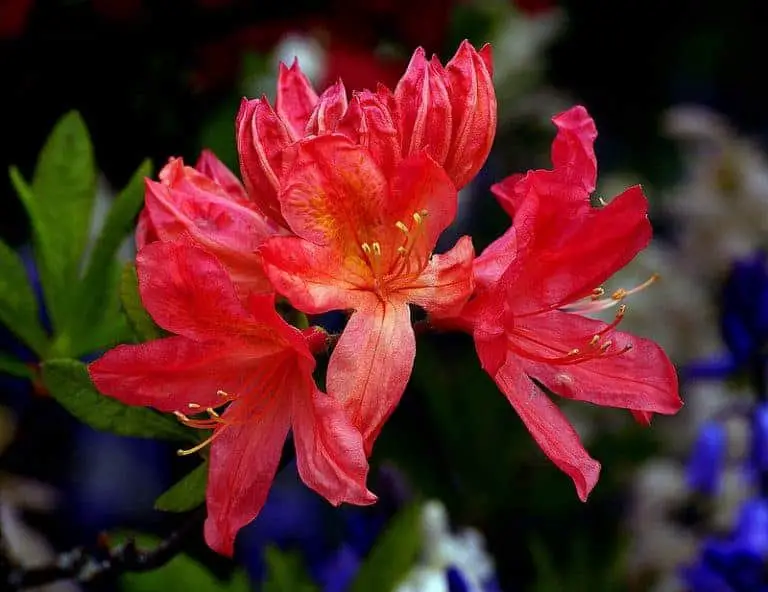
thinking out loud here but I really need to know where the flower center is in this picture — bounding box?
[358,209,430,293]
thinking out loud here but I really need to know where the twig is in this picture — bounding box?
[4,508,205,590]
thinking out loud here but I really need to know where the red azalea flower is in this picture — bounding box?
[237,39,496,224]
[439,106,682,500]
[138,150,281,295]
[259,133,474,455]
[89,240,375,556]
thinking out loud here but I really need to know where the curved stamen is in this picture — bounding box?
[562,274,659,314]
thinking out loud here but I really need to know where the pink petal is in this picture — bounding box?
[394,47,452,164]
[276,59,319,138]
[550,106,598,195]
[486,349,601,501]
[293,380,377,506]
[204,398,291,556]
[502,185,652,315]
[514,310,682,415]
[278,134,387,248]
[89,336,250,412]
[260,235,371,314]
[194,149,249,202]
[443,40,497,190]
[386,151,458,254]
[327,298,415,454]
[404,235,474,317]
[305,81,348,135]
[337,90,401,175]
[236,97,295,227]
[136,241,256,340]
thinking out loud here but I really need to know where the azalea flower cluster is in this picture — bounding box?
[88,41,682,556]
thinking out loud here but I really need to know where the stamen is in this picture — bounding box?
[589,335,600,347]
[395,221,409,234]
[372,242,381,256]
[188,402,201,409]
[413,212,423,225]
[361,242,372,255]
[562,274,659,314]
[177,433,216,457]
[611,274,659,300]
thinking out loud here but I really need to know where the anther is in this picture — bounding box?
[188,403,201,409]
[589,335,600,347]
[568,348,581,356]
[361,242,372,255]
[600,340,613,351]
[591,287,605,300]
[397,246,407,256]
[372,242,381,256]
[395,221,409,234]
[413,212,423,225]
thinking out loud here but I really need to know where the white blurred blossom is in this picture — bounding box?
[395,501,499,592]
[663,105,768,281]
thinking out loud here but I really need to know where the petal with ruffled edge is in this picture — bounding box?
[550,106,597,195]
[327,298,415,454]
[492,106,597,218]
[394,48,452,164]
[337,90,401,175]
[305,81,348,135]
[293,376,377,506]
[194,150,249,203]
[276,60,318,138]
[136,241,284,346]
[384,151,458,264]
[236,98,294,227]
[204,398,291,557]
[483,347,601,501]
[279,134,387,249]
[403,235,474,317]
[502,185,652,315]
[513,310,682,414]
[260,235,372,314]
[89,336,254,412]
[442,41,497,190]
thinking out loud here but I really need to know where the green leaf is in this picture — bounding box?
[31,111,97,275]
[41,358,193,442]
[79,160,152,323]
[11,112,97,333]
[120,262,164,342]
[155,462,208,512]
[119,533,251,592]
[263,546,319,592]
[0,238,48,356]
[349,503,423,592]
[0,353,34,379]
[67,160,152,355]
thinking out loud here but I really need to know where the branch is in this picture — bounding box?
[4,508,205,590]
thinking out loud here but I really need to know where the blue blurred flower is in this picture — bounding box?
[720,252,768,370]
[687,420,727,495]
[683,251,768,384]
